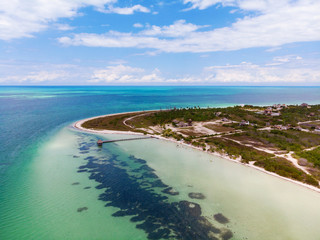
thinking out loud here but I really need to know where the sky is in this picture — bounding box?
[0,0,319,85]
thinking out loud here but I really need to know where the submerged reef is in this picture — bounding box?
[77,207,88,212]
[162,187,179,196]
[188,192,206,199]
[76,135,233,240]
[214,213,230,224]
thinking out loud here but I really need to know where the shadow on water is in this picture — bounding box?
[76,134,233,240]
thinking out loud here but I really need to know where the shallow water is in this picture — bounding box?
[120,137,320,239]
[3,127,320,239]
[1,86,320,239]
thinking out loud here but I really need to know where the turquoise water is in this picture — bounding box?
[1,86,320,239]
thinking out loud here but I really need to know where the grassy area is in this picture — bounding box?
[204,137,318,186]
[82,113,138,131]
[205,137,274,162]
[144,107,219,124]
[296,147,320,168]
[254,158,318,186]
[280,105,320,125]
[125,112,158,128]
[84,105,320,132]
[227,129,320,152]
[203,124,234,133]
[179,128,206,137]
[80,104,320,188]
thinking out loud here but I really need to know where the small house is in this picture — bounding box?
[239,120,250,126]
[264,107,273,115]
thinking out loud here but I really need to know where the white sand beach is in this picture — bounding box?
[73,112,320,194]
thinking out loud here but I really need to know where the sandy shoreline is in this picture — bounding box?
[73,111,320,194]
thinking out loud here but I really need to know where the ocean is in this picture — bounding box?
[1,86,320,240]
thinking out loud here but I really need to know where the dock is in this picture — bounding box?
[97,136,154,146]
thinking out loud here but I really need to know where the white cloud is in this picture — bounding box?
[22,71,67,82]
[183,0,233,10]
[141,20,208,37]
[133,23,144,28]
[88,57,320,85]
[108,59,127,65]
[89,65,163,83]
[98,4,150,14]
[0,71,67,83]
[55,24,75,31]
[265,47,282,52]
[0,62,83,84]
[0,0,149,40]
[203,61,320,83]
[1,59,319,85]
[59,0,320,53]
[89,65,204,84]
[183,0,286,11]
[273,55,303,63]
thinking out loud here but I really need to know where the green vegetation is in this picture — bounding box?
[205,137,273,162]
[126,112,158,128]
[254,158,318,186]
[145,107,219,124]
[204,137,318,186]
[203,124,234,133]
[296,147,320,168]
[82,113,136,131]
[280,105,320,125]
[227,129,320,152]
[162,129,184,141]
[81,104,320,187]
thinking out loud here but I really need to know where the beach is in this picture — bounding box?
[74,111,320,194]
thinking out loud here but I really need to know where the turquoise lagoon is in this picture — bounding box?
[1,86,320,240]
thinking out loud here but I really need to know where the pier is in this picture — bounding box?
[97,136,154,146]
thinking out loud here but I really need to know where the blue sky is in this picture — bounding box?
[0,0,319,85]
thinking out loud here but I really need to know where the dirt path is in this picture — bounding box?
[123,112,154,129]
[223,137,311,175]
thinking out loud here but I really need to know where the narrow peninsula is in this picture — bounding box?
[75,104,320,191]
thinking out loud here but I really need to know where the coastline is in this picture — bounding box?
[73,111,320,194]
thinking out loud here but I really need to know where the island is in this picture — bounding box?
[75,103,320,191]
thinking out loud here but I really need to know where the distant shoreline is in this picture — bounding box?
[73,110,320,194]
